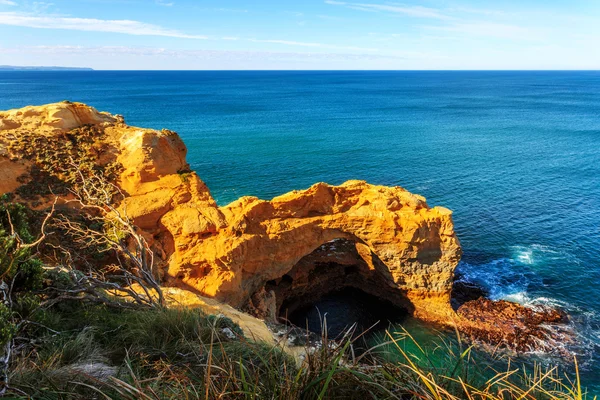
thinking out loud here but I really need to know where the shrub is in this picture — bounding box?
[0,304,16,347]
[3,302,592,399]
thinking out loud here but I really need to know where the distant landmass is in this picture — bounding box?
[0,65,93,71]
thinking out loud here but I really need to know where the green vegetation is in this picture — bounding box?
[7,124,122,202]
[1,195,47,395]
[0,196,594,399]
[1,303,593,400]
[0,196,45,332]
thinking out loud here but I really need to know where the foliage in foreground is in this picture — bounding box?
[3,304,594,400]
[0,194,594,399]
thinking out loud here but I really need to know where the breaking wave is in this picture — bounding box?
[456,245,599,368]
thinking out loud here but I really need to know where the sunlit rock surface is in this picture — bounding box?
[0,102,569,351]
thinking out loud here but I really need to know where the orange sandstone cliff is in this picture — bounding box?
[0,102,568,352]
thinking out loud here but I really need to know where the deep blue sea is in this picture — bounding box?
[1,71,599,391]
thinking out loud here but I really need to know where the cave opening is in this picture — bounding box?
[286,287,408,339]
[259,238,412,338]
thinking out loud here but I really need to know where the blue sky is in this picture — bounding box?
[0,0,599,69]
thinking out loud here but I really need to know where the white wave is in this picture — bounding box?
[514,248,534,265]
[502,291,529,304]
[458,244,580,301]
[491,292,599,365]
[457,257,534,300]
[456,251,599,366]
[509,244,581,267]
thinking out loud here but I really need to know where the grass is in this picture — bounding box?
[3,302,594,399]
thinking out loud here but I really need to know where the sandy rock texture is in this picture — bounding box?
[0,102,569,351]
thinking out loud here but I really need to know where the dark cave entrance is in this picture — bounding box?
[286,287,408,339]
[261,238,412,338]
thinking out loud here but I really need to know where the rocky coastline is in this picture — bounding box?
[0,101,571,354]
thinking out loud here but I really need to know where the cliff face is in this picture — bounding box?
[0,102,567,351]
[0,101,460,321]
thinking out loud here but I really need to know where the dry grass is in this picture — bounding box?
[3,304,594,400]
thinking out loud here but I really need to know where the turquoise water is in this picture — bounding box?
[1,71,599,390]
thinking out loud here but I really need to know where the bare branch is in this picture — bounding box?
[49,163,164,308]
[20,196,58,250]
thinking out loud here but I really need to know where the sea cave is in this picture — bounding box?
[251,238,412,338]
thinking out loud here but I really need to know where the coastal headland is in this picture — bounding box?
[0,101,569,353]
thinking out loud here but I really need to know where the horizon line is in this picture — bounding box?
[2,68,600,72]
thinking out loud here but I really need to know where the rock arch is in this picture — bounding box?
[0,102,461,325]
[161,180,462,324]
[1,102,567,352]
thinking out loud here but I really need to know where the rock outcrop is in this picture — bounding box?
[457,298,570,353]
[167,179,462,324]
[0,102,569,352]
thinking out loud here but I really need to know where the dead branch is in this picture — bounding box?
[1,198,57,396]
[49,163,164,308]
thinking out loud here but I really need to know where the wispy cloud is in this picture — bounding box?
[0,12,207,38]
[0,10,380,51]
[325,1,451,20]
[326,1,544,42]
[155,0,174,7]
[448,7,508,17]
[249,38,378,52]
[1,45,398,61]
[0,0,17,5]
[28,2,54,14]
[317,14,343,20]
[425,22,541,40]
[199,8,248,13]
[249,39,323,48]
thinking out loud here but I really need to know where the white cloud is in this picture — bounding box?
[0,11,376,51]
[325,1,451,20]
[449,7,508,17]
[248,38,378,52]
[202,8,248,13]
[29,2,54,14]
[0,45,399,61]
[251,39,322,48]
[0,12,207,38]
[317,14,343,20]
[156,0,174,6]
[425,22,541,41]
[0,0,17,5]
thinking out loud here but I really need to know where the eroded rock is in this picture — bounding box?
[457,298,570,353]
[0,102,571,352]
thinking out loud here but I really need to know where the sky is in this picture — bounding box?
[0,0,599,70]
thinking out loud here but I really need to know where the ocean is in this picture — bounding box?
[1,70,599,390]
